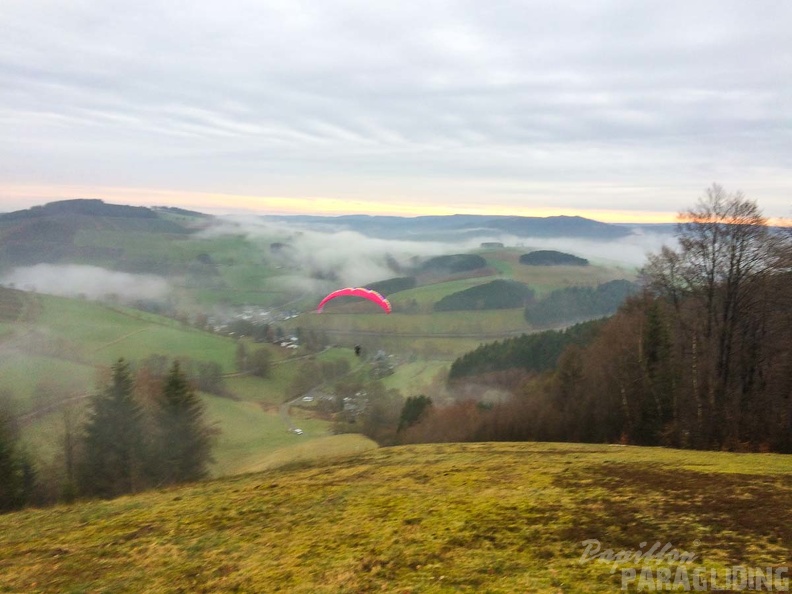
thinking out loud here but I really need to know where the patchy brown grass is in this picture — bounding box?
[0,442,789,593]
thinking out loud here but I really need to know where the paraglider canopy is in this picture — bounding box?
[317,287,392,314]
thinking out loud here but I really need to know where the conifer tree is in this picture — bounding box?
[78,359,146,498]
[640,300,675,443]
[398,395,433,432]
[154,361,214,485]
[0,397,33,512]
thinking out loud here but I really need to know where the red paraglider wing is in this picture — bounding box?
[317,287,392,313]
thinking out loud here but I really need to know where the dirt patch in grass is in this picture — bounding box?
[555,462,792,566]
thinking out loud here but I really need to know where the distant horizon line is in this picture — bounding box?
[2,184,789,227]
[0,184,682,225]
[0,196,679,226]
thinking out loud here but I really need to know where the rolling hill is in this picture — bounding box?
[0,199,194,269]
[0,441,789,592]
[519,250,589,266]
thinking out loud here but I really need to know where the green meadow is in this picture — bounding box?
[292,309,529,337]
[381,360,450,395]
[0,354,95,412]
[29,295,237,369]
[202,395,335,476]
[1,442,788,593]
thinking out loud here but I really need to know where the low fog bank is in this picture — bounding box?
[1,264,172,303]
[202,216,676,290]
[200,217,465,289]
[513,227,677,268]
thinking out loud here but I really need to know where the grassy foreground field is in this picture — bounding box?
[1,442,789,593]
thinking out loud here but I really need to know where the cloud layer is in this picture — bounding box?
[1,264,171,302]
[1,0,790,218]
[206,215,673,293]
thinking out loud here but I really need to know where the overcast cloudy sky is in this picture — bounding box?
[1,0,790,222]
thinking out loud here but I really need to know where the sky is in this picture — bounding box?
[1,0,791,223]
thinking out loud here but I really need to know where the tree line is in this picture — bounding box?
[523,279,638,326]
[519,250,589,266]
[434,280,535,311]
[448,319,605,379]
[404,186,792,452]
[1,357,216,512]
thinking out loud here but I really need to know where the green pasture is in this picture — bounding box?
[92,325,236,370]
[204,395,331,477]
[0,354,95,413]
[224,375,285,406]
[379,336,485,360]
[224,358,303,405]
[390,277,497,309]
[381,360,450,396]
[290,309,528,337]
[33,295,143,354]
[483,256,513,276]
[15,399,89,466]
[225,346,359,405]
[72,230,196,267]
[289,309,529,361]
[72,230,263,267]
[184,234,273,265]
[239,433,379,474]
[314,345,359,366]
[29,295,237,370]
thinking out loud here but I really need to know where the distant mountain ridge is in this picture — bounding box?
[0,199,191,270]
[0,198,158,221]
[264,213,632,240]
[3,200,636,240]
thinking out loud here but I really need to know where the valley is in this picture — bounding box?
[0,201,642,482]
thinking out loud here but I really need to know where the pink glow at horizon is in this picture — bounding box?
[0,183,686,224]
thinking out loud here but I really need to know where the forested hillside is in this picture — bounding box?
[434,280,534,311]
[0,199,196,270]
[1,199,159,220]
[448,319,605,379]
[365,276,417,295]
[523,279,638,325]
[426,187,792,452]
[416,254,487,277]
